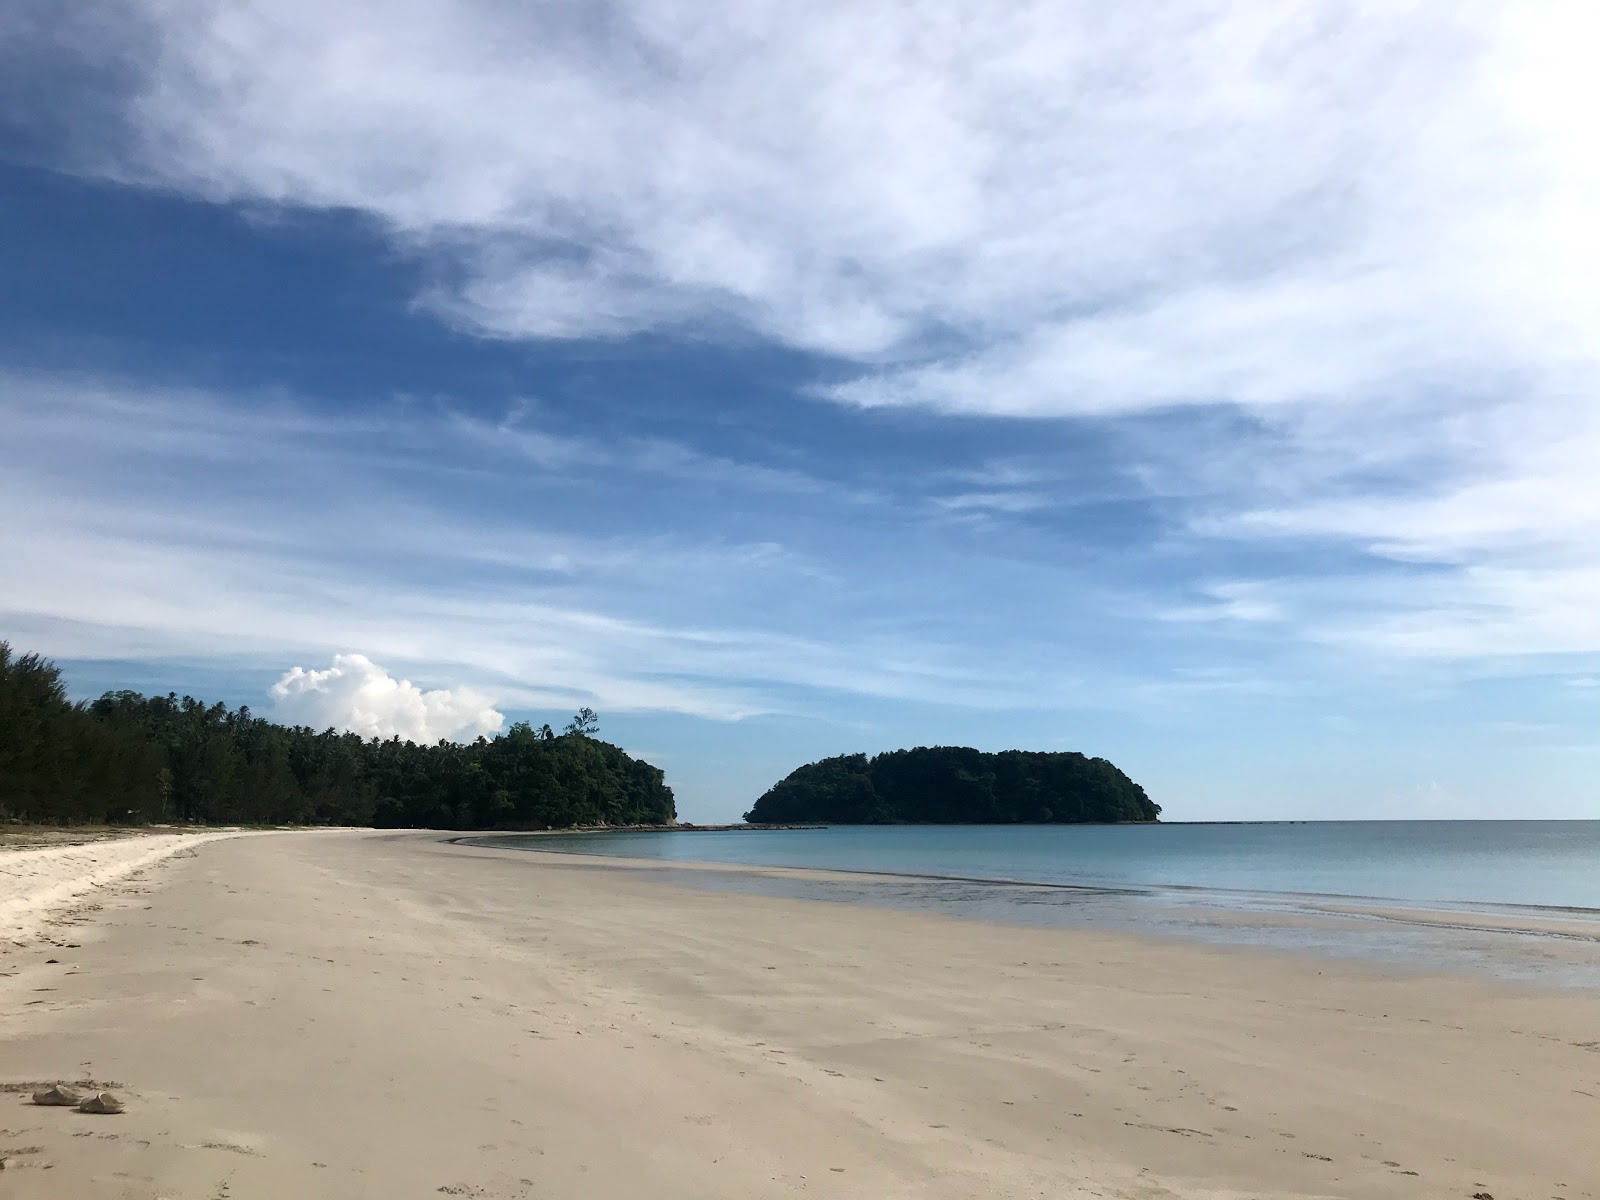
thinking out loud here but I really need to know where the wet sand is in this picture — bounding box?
[3,830,1597,1198]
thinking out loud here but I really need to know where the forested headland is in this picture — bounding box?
[0,643,674,829]
[744,746,1159,824]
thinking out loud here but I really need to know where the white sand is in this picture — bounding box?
[3,830,1597,1198]
[0,832,251,945]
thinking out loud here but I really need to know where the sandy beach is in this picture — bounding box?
[3,831,1598,1199]
[0,830,255,947]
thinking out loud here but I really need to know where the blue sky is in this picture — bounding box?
[3,2,1597,822]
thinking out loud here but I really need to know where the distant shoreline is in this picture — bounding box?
[455,822,825,839]
[460,819,1321,837]
[460,819,1175,839]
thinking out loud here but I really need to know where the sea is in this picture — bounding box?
[473,821,1600,986]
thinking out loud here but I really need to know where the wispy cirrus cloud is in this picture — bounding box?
[0,371,1098,720]
[3,0,1598,769]
[12,0,1593,676]
[22,1,1588,380]
[1157,389,1600,661]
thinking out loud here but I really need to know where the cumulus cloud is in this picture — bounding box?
[269,654,505,743]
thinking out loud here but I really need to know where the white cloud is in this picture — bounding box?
[8,3,1600,679]
[39,1,1587,376]
[18,0,1594,671]
[1161,581,1286,626]
[1323,566,1600,661]
[1178,394,1600,660]
[1213,400,1600,564]
[0,372,1068,721]
[932,490,1051,515]
[269,653,505,742]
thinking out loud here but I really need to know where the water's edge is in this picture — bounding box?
[462,823,1600,988]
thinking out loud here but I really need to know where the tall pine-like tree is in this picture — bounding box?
[0,644,673,829]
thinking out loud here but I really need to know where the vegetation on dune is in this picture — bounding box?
[744,746,1158,825]
[0,643,673,829]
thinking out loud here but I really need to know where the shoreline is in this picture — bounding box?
[0,829,263,947]
[4,830,1599,1198]
[471,833,1600,945]
[493,847,1600,992]
[453,821,827,837]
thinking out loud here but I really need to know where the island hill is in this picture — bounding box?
[744,747,1159,825]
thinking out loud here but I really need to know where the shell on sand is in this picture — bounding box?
[31,1084,83,1106]
[78,1091,125,1115]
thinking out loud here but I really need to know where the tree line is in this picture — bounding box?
[0,643,674,829]
[744,746,1159,824]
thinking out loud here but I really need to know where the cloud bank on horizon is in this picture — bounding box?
[1,1,1596,814]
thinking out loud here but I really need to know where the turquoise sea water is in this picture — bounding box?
[476,822,1600,985]
[500,821,1600,909]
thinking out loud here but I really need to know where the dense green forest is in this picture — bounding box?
[0,643,674,829]
[744,746,1159,824]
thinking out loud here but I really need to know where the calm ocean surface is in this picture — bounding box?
[500,821,1600,909]
[476,822,1600,985]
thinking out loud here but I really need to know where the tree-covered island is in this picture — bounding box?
[744,747,1158,824]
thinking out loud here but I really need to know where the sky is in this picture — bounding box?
[2,1,1597,822]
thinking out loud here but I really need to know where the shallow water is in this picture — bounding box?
[495,821,1600,908]
[473,822,1600,986]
